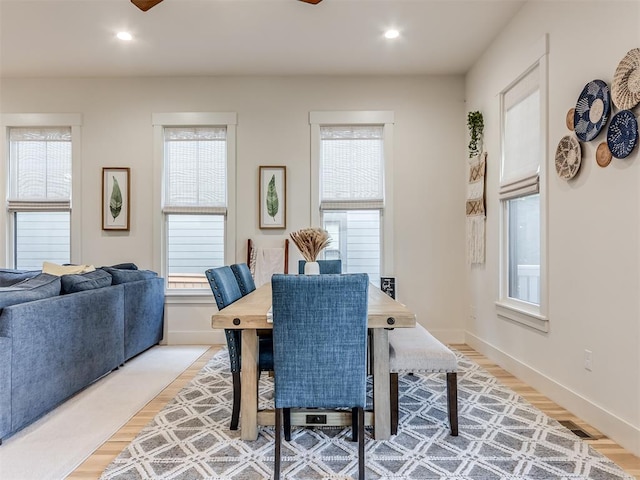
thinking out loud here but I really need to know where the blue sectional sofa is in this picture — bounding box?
[0,265,165,443]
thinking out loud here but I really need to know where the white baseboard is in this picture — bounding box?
[428,328,466,345]
[164,330,225,345]
[465,332,640,457]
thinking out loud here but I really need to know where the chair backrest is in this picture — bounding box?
[205,266,243,372]
[248,238,290,287]
[271,273,369,409]
[298,259,342,274]
[231,263,256,296]
[205,266,242,310]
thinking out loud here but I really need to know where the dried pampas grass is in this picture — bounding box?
[290,227,330,262]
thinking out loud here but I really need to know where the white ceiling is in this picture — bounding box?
[0,0,526,78]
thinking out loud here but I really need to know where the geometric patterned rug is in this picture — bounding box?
[100,349,634,479]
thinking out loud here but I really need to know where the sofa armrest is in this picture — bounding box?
[123,277,165,361]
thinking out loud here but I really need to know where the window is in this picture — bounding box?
[6,125,74,270]
[497,37,548,331]
[153,113,236,291]
[310,112,394,287]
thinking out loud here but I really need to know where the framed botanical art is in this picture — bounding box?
[102,167,130,231]
[259,166,286,229]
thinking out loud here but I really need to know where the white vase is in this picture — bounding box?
[304,261,320,275]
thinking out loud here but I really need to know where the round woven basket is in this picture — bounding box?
[596,142,612,167]
[612,48,640,110]
[607,110,638,159]
[573,80,611,142]
[566,108,575,131]
[555,134,581,180]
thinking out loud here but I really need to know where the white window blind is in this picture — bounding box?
[163,127,227,214]
[500,65,540,200]
[320,125,384,210]
[8,127,72,211]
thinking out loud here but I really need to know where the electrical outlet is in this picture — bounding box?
[584,349,593,371]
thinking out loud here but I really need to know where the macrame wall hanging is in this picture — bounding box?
[466,111,486,264]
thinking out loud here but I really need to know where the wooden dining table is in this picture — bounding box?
[211,282,416,441]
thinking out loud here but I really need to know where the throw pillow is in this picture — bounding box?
[101,267,157,285]
[42,262,95,276]
[103,262,138,270]
[0,273,61,309]
[61,269,113,294]
[0,268,40,287]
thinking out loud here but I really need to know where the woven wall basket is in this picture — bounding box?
[612,48,640,110]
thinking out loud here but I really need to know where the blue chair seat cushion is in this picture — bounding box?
[61,269,113,294]
[0,273,61,309]
[102,267,157,284]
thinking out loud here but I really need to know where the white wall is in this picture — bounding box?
[465,1,640,455]
[0,75,468,344]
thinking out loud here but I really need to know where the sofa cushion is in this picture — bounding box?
[102,267,158,284]
[61,269,113,294]
[42,261,95,276]
[0,268,40,287]
[0,273,61,309]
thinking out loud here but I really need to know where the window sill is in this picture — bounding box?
[495,300,548,333]
[164,289,215,304]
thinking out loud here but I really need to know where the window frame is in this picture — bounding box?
[152,112,237,297]
[309,111,395,281]
[495,36,549,332]
[1,113,82,268]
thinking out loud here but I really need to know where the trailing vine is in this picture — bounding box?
[467,111,484,158]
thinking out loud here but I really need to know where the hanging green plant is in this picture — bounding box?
[467,111,484,158]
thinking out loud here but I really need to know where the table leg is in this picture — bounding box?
[371,328,391,440]
[240,329,259,441]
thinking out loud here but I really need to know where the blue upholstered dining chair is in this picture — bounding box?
[271,273,369,480]
[297,259,342,274]
[230,263,256,295]
[205,266,274,431]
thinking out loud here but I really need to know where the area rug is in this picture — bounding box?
[100,349,634,480]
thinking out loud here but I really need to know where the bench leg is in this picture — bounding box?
[446,372,458,436]
[390,372,399,435]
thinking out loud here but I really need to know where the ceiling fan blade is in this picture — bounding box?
[298,0,323,4]
[131,0,164,12]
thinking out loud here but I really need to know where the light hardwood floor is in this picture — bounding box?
[68,344,640,479]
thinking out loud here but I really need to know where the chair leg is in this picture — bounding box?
[231,371,241,430]
[275,408,282,480]
[367,330,373,375]
[358,407,365,480]
[390,372,399,435]
[284,408,291,442]
[351,407,358,442]
[447,372,458,436]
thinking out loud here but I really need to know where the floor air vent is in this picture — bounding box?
[558,420,594,439]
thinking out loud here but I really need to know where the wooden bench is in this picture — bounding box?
[388,323,458,436]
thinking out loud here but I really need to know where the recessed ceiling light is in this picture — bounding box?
[116,31,133,41]
[384,29,400,40]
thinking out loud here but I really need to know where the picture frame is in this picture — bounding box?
[102,167,130,231]
[259,166,286,229]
